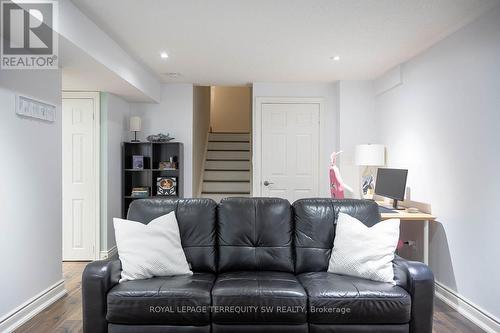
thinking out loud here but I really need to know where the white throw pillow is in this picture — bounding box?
[327,212,400,284]
[113,211,192,282]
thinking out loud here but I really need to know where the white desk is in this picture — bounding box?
[377,202,436,265]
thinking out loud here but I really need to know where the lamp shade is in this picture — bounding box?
[129,116,141,132]
[355,144,385,166]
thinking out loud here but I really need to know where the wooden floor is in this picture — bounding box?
[14,262,484,333]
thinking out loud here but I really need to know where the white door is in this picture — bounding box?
[261,102,320,202]
[62,93,99,260]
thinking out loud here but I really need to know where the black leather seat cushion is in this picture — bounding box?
[212,271,307,324]
[217,198,294,273]
[298,272,411,324]
[106,273,215,325]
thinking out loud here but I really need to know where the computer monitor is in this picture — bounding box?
[375,168,408,210]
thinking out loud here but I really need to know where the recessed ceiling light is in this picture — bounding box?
[163,72,181,78]
[331,55,341,61]
[160,52,169,59]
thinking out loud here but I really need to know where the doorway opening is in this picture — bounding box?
[193,86,252,201]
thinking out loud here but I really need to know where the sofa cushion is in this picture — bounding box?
[218,197,294,273]
[327,213,400,284]
[106,273,215,325]
[127,198,217,273]
[308,324,409,333]
[293,199,381,274]
[298,272,411,324]
[113,211,192,282]
[212,271,307,324]
[108,324,210,333]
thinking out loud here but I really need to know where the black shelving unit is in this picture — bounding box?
[122,142,183,217]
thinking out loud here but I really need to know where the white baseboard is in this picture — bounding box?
[435,281,500,333]
[0,280,66,333]
[100,245,117,260]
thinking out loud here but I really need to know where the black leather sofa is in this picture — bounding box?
[82,197,434,333]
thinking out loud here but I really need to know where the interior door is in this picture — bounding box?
[62,97,97,260]
[261,102,320,202]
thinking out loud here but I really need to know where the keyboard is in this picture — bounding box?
[378,206,397,214]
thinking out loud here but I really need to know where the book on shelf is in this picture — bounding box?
[132,187,149,192]
[131,187,150,197]
[131,192,149,198]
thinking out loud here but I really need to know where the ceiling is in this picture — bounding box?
[71,0,499,85]
[60,38,154,102]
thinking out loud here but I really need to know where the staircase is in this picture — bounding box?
[200,132,251,202]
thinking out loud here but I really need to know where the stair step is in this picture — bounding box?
[200,193,251,203]
[204,170,250,181]
[207,150,250,160]
[208,133,250,142]
[207,141,250,151]
[205,160,251,170]
[202,181,251,193]
[202,133,252,200]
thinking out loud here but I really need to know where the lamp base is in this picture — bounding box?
[360,166,376,199]
[131,131,140,142]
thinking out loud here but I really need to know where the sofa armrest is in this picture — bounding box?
[82,259,121,333]
[393,255,434,333]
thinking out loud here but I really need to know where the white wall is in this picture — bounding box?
[374,5,500,321]
[337,81,378,198]
[211,86,251,132]
[253,82,338,197]
[0,69,62,321]
[99,92,131,252]
[131,84,194,198]
[193,86,211,196]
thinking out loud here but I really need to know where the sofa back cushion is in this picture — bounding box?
[293,199,380,274]
[127,198,217,273]
[217,197,294,273]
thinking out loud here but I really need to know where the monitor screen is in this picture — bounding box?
[375,168,408,201]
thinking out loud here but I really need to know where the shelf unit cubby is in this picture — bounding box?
[122,142,183,217]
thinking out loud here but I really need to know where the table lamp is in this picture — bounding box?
[130,116,141,142]
[355,144,385,199]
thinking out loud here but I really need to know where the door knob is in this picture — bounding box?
[263,180,274,186]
